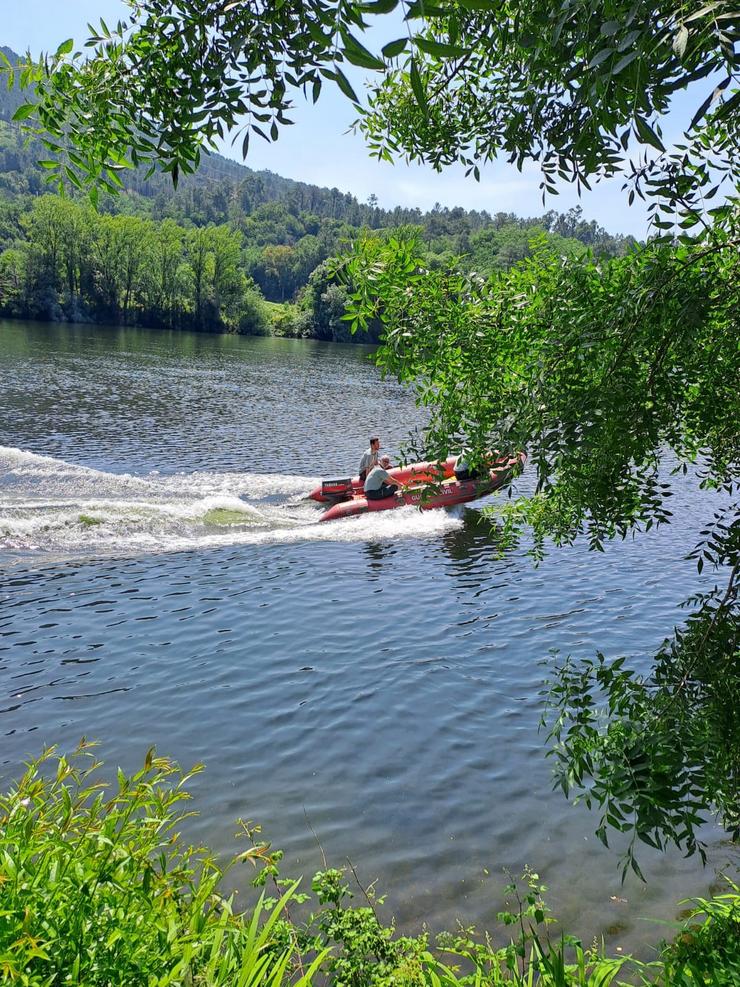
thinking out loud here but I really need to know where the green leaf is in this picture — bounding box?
[634,115,665,152]
[414,36,468,59]
[382,38,408,59]
[334,67,360,104]
[361,0,399,12]
[689,74,731,129]
[612,50,639,75]
[56,38,74,57]
[404,0,449,15]
[588,48,614,69]
[65,166,83,189]
[409,58,428,113]
[12,103,36,122]
[630,855,646,882]
[340,31,385,71]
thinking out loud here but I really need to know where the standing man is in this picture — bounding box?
[358,436,380,483]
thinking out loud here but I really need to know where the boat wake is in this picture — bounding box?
[0,446,462,558]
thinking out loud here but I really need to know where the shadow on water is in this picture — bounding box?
[440,508,505,565]
[364,540,398,577]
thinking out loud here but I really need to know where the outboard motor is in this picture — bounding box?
[321,478,354,502]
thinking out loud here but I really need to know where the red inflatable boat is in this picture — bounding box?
[309,456,458,503]
[318,453,525,523]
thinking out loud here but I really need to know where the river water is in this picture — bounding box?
[0,319,735,956]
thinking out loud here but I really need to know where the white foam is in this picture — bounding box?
[0,446,463,557]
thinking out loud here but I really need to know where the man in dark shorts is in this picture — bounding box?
[364,455,402,500]
[453,452,482,482]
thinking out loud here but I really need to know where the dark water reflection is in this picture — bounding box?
[0,320,736,955]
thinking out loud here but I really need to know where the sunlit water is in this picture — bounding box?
[1,320,736,957]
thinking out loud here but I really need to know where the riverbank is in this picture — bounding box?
[0,195,381,344]
[0,303,370,344]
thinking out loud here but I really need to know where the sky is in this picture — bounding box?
[1,1,705,237]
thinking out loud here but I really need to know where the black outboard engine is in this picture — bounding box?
[321,478,354,502]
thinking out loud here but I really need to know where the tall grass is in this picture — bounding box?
[0,742,325,986]
[0,744,737,985]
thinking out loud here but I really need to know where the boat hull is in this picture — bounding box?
[309,456,457,503]
[319,453,524,522]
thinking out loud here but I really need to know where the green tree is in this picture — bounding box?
[90,213,126,318]
[341,224,739,875]
[258,244,296,302]
[20,195,67,318]
[142,218,186,327]
[187,226,213,329]
[88,213,150,321]
[0,246,25,314]
[116,216,149,320]
[209,224,244,324]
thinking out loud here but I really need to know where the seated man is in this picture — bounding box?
[453,452,482,482]
[358,436,380,483]
[364,455,402,500]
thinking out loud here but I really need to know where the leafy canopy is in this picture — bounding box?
[2,0,738,218]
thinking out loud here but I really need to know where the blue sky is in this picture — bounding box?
[3,1,703,237]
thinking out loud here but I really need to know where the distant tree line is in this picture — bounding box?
[0,196,271,333]
[0,63,637,343]
[0,190,634,343]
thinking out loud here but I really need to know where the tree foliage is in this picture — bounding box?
[0,195,270,333]
[340,222,739,869]
[360,3,739,199]
[3,2,737,217]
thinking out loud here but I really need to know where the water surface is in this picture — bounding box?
[1,320,735,956]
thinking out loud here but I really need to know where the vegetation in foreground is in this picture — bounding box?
[1,744,738,986]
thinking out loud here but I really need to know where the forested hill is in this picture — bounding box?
[0,43,635,340]
[0,45,634,252]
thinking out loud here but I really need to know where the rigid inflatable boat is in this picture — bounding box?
[318,453,525,523]
[309,456,458,503]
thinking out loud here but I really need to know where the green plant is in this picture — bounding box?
[0,742,325,986]
[305,868,427,987]
[2,746,738,985]
[651,879,740,986]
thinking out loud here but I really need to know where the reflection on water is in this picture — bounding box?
[0,319,736,957]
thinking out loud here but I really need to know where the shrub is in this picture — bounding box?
[0,742,324,986]
[237,285,271,336]
[1,745,738,986]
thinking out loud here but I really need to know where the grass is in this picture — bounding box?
[0,744,737,986]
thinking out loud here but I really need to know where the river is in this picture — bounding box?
[0,319,735,956]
